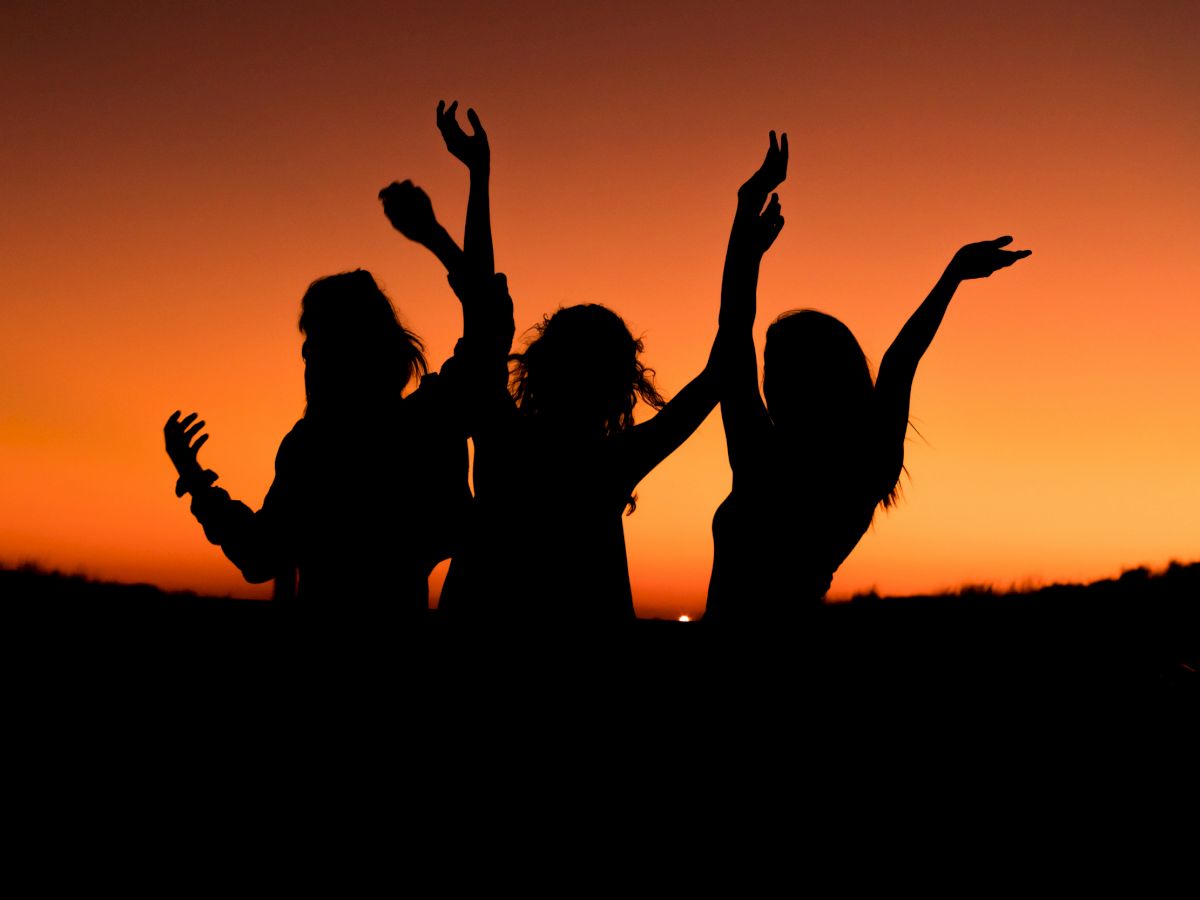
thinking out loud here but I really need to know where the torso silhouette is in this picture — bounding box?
[189,369,468,616]
[706,433,891,621]
[441,413,638,623]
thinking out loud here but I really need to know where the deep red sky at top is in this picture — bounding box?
[2,1,1198,618]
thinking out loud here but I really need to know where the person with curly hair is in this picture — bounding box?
[385,103,786,623]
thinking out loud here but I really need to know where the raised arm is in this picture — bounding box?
[615,133,788,489]
[437,100,494,277]
[719,132,788,480]
[379,179,465,273]
[875,236,1032,456]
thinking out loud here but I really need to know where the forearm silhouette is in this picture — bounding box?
[875,236,1033,471]
[163,411,289,584]
[608,137,789,489]
[380,103,511,358]
[718,132,788,481]
[436,99,494,277]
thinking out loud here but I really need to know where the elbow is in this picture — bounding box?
[223,549,281,585]
[240,567,275,585]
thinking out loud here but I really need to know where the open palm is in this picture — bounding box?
[950,236,1032,280]
[436,100,489,170]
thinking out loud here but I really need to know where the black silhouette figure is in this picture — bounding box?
[705,133,1032,621]
[387,103,771,623]
[164,269,470,616]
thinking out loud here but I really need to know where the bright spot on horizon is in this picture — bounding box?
[678,615,690,622]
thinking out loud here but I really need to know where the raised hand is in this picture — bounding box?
[947,236,1032,280]
[164,410,209,479]
[436,100,489,171]
[378,179,441,245]
[750,192,785,254]
[739,130,789,198]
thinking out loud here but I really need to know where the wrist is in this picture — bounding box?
[175,467,219,498]
[939,266,964,287]
[424,224,453,251]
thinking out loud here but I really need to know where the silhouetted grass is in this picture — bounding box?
[3,560,1195,690]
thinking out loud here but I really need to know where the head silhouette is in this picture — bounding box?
[299,270,426,415]
[511,304,664,438]
[763,310,873,432]
[764,309,901,507]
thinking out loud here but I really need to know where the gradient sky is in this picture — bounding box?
[2,1,1198,618]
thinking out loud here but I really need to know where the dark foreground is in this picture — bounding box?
[4,561,1195,818]
[3,562,1197,693]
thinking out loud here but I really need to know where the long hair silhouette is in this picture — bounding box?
[299,269,427,415]
[510,304,666,514]
[706,136,1031,621]
[762,309,900,508]
[512,304,665,438]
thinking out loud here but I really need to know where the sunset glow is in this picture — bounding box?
[3,2,1198,618]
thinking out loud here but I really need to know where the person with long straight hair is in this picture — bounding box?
[705,134,1032,622]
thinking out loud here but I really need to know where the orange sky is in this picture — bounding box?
[2,1,1198,618]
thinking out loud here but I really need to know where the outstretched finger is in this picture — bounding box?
[179,412,198,429]
[166,410,182,428]
[780,132,789,162]
[768,130,778,155]
[192,433,209,454]
[467,107,486,138]
[183,419,206,441]
[992,235,1013,247]
[437,99,446,122]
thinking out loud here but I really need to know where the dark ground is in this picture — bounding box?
[3,560,1193,812]
[3,561,1197,690]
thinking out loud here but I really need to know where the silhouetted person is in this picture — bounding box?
[387,102,774,623]
[163,269,470,617]
[705,132,1032,622]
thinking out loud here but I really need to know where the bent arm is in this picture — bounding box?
[378,182,509,363]
[875,236,1032,458]
[616,134,788,489]
[188,484,288,584]
[618,362,719,489]
[166,413,298,585]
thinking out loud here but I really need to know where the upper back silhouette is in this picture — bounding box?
[164,269,471,616]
